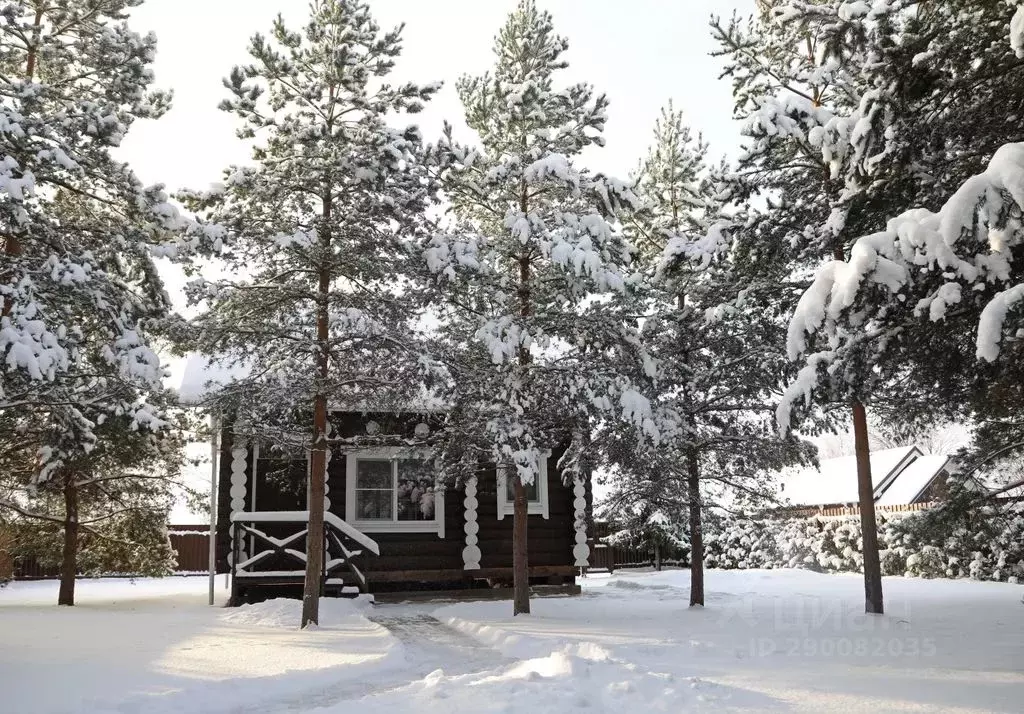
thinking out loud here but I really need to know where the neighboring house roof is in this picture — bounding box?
[777,446,925,507]
[875,454,951,506]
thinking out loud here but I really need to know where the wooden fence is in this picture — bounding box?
[167,526,213,573]
[585,521,688,572]
[774,502,937,519]
[6,523,672,580]
[5,525,212,580]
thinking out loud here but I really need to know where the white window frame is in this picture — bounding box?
[345,447,445,537]
[496,454,550,520]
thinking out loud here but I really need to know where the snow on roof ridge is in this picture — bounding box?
[875,453,951,506]
[778,444,932,507]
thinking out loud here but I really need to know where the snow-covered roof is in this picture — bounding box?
[777,446,921,507]
[875,454,950,506]
[176,352,448,412]
[176,353,249,404]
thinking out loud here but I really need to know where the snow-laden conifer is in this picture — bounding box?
[181,0,440,627]
[713,0,918,614]
[769,2,1024,611]
[0,1,191,605]
[598,103,812,606]
[422,0,645,615]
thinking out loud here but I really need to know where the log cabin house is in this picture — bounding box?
[214,411,592,604]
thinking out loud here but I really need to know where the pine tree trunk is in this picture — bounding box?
[0,235,19,319]
[2,6,41,318]
[852,401,884,614]
[654,542,662,572]
[687,447,704,607]
[302,187,333,629]
[512,475,530,615]
[511,180,531,616]
[830,239,884,615]
[58,479,78,606]
[302,393,328,628]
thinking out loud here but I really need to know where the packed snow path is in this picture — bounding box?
[2,571,1022,713]
[241,613,510,712]
[367,611,511,674]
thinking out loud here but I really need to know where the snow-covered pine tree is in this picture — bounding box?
[0,1,190,605]
[871,0,1024,471]
[180,0,440,628]
[423,0,646,615]
[712,0,921,614]
[0,404,191,582]
[781,2,1024,506]
[598,489,688,572]
[598,103,812,606]
[625,102,712,261]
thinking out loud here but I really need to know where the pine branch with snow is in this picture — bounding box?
[421,0,646,490]
[180,0,443,445]
[594,102,814,602]
[0,1,186,502]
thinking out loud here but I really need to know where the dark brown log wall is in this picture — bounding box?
[214,413,591,584]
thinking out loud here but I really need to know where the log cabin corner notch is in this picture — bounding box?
[213,410,592,603]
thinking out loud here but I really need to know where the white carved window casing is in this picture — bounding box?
[345,448,445,537]
[496,455,550,520]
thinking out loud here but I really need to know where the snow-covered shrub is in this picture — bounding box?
[707,507,1023,583]
[705,517,778,569]
[886,498,1024,582]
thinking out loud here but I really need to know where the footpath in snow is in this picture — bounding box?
[1,569,1022,713]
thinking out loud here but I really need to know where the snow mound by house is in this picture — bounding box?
[220,595,373,628]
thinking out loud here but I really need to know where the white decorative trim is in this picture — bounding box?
[248,442,260,556]
[462,477,481,569]
[572,475,590,567]
[496,453,550,520]
[228,436,249,566]
[437,483,446,539]
[344,447,444,537]
[249,442,260,510]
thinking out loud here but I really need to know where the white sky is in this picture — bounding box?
[126,0,756,521]
[120,0,751,192]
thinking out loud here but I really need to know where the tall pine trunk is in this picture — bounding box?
[58,479,78,606]
[852,401,884,614]
[0,235,18,319]
[2,7,41,318]
[301,189,333,629]
[687,447,704,607]
[512,182,531,616]
[676,292,704,607]
[831,242,884,615]
[512,476,530,614]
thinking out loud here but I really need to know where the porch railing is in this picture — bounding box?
[229,511,380,596]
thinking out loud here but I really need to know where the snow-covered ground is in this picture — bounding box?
[1,570,1022,713]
